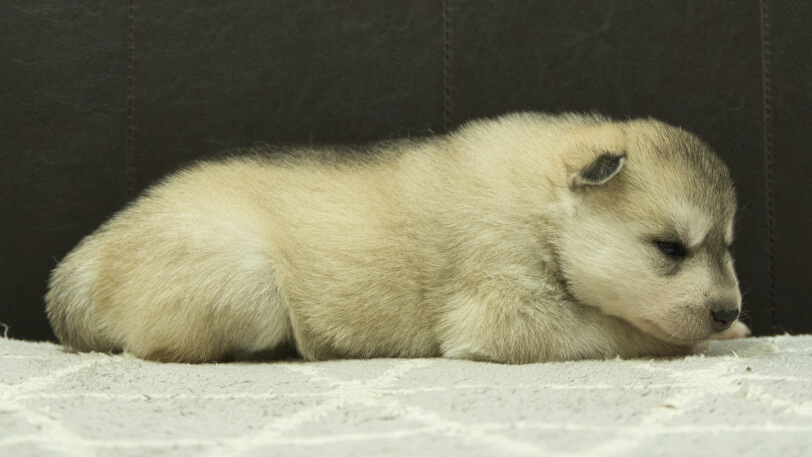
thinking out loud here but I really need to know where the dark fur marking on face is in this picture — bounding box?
[657,255,685,277]
[649,234,688,277]
[657,241,687,258]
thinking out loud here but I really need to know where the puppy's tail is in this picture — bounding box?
[45,247,119,353]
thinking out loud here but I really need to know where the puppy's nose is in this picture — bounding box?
[711,308,739,331]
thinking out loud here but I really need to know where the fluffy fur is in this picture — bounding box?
[46,112,749,363]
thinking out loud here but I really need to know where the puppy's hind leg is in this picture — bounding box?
[46,244,123,354]
[47,226,294,363]
[118,252,295,363]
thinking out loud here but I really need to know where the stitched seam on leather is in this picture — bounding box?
[759,0,776,331]
[127,0,136,198]
[442,0,453,132]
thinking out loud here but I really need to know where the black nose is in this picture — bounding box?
[711,308,739,331]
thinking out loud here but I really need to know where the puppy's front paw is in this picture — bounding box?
[712,321,751,341]
[690,341,710,354]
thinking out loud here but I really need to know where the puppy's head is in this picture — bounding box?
[556,118,741,345]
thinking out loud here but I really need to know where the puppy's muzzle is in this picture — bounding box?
[711,307,740,332]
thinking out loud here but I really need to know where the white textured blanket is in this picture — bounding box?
[1,335,811,456]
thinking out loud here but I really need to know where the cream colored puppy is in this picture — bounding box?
[46,112,750,363]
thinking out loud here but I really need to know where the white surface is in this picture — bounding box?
[1,335,811,456]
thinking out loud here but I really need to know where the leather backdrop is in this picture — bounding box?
[2,1,810,341]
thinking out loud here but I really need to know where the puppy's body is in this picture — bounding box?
[46,113,748,363]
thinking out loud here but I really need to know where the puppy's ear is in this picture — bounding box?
[568,153,626,189]
[557,120,628,189]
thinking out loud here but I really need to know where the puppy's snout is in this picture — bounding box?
[711,307,740,331]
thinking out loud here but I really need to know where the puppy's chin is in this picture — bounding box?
[709,321,751,340]
[636,318,716,346]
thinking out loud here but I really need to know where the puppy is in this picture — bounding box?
[46,112,750,363]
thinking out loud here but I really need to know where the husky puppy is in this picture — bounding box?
[46,112,750,363]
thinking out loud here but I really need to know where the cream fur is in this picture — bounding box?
[45,112,749,363]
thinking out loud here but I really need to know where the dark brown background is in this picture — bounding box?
[2,1,809,341]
